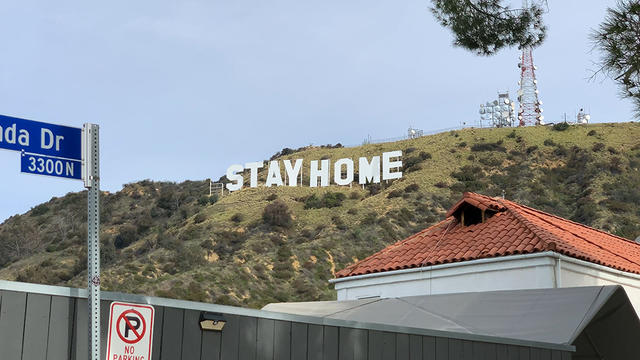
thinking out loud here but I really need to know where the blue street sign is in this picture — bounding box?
[21,152,82,180]
[0,114,81,160]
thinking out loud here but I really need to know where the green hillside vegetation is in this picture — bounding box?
[1,122,640,308]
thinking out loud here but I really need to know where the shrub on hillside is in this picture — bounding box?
[592,143,605,152]
[387,190,403,198]
[419,151,432,160]
[263,200,293,228]
[553,145,568,157]
[332,216,347,230]
[470,142,506,152]
[543,139,556,146]
[402,156,423,172]
[197,194,218,206]
[552,122,570,131]
[451,166,482,182]
[30,204,50,217]
[587,130,597,136]
[193,212,207,224]
[230,213,244,223]
[478,155,502,167]
[114,224,137,249]
[404,183,419,193]
[304,192,346,209]
[434,181,448,188]
[367,184,382,196]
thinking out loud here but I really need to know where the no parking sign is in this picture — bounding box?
[106,302,154,360]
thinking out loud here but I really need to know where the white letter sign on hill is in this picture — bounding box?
[225,151,403,191]
[106,302,154,360]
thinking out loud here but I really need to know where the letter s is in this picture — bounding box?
[226,164,244,191]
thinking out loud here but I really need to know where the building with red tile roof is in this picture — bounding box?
[330,192,640,315]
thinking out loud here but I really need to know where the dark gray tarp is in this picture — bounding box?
[264,286,640,359]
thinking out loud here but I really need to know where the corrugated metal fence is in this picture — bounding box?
[0,282,572,360]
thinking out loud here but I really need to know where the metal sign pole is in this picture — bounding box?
[83,123,100,360]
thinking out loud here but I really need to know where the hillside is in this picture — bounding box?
[1,122,639,308]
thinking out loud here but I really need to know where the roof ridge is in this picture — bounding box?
[508,202,640,269]
[503,198,638,244]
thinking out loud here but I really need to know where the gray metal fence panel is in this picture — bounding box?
[409,335,422,360]
[496,344,508,360]
[47,295,74,360]
[422,336,436,360]
[291,322,308,360]
[100,299,110,358]
[0,291,27,360]
[323,326,338,360]
[273,320,291,360]
[396,333,409,360]
[72,298,88,360]
[518,347,530,360]
[505,345,520,360]
[220,314,239,360]
[152,306,165,360]
[368,330,383,360]
[339,327,367,360]
[448,338,462,359]
[435,337,448,360]
[182,310,202,360]
[161,307,184,360]
[540,348,552,360]
[486,343,498,359]
[381,332,395,360]
[22,293,51,360]
[238,316,257,360]
[308,324,324,360]
[201,327,222,360]
[256,318,275,360]
[462,340,474,360]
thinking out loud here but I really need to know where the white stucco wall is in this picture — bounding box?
[331,251,640,316]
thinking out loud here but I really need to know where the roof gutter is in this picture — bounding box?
[330,251,558,284]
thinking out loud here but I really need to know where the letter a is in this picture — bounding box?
[265,161,283,187]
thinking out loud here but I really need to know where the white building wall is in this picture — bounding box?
[331,251,640,316]
[333,253,557,300]
[559,259,640,315]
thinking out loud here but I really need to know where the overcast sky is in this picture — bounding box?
[0,0,633,222]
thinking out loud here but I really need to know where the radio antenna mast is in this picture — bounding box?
[517,0,545,126]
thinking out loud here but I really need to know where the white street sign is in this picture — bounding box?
[106,302,154,360]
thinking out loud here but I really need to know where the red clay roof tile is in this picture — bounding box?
[335,192,640,278]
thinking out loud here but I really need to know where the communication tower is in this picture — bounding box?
[407,126,424,139]
[517,48,543,126]
[576,108,591,124]
[479,92,516,127]
[516,0,546,126]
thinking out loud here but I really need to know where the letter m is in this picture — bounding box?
[359,156,380,184]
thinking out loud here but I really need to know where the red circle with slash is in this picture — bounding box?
[116,309,146,344]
